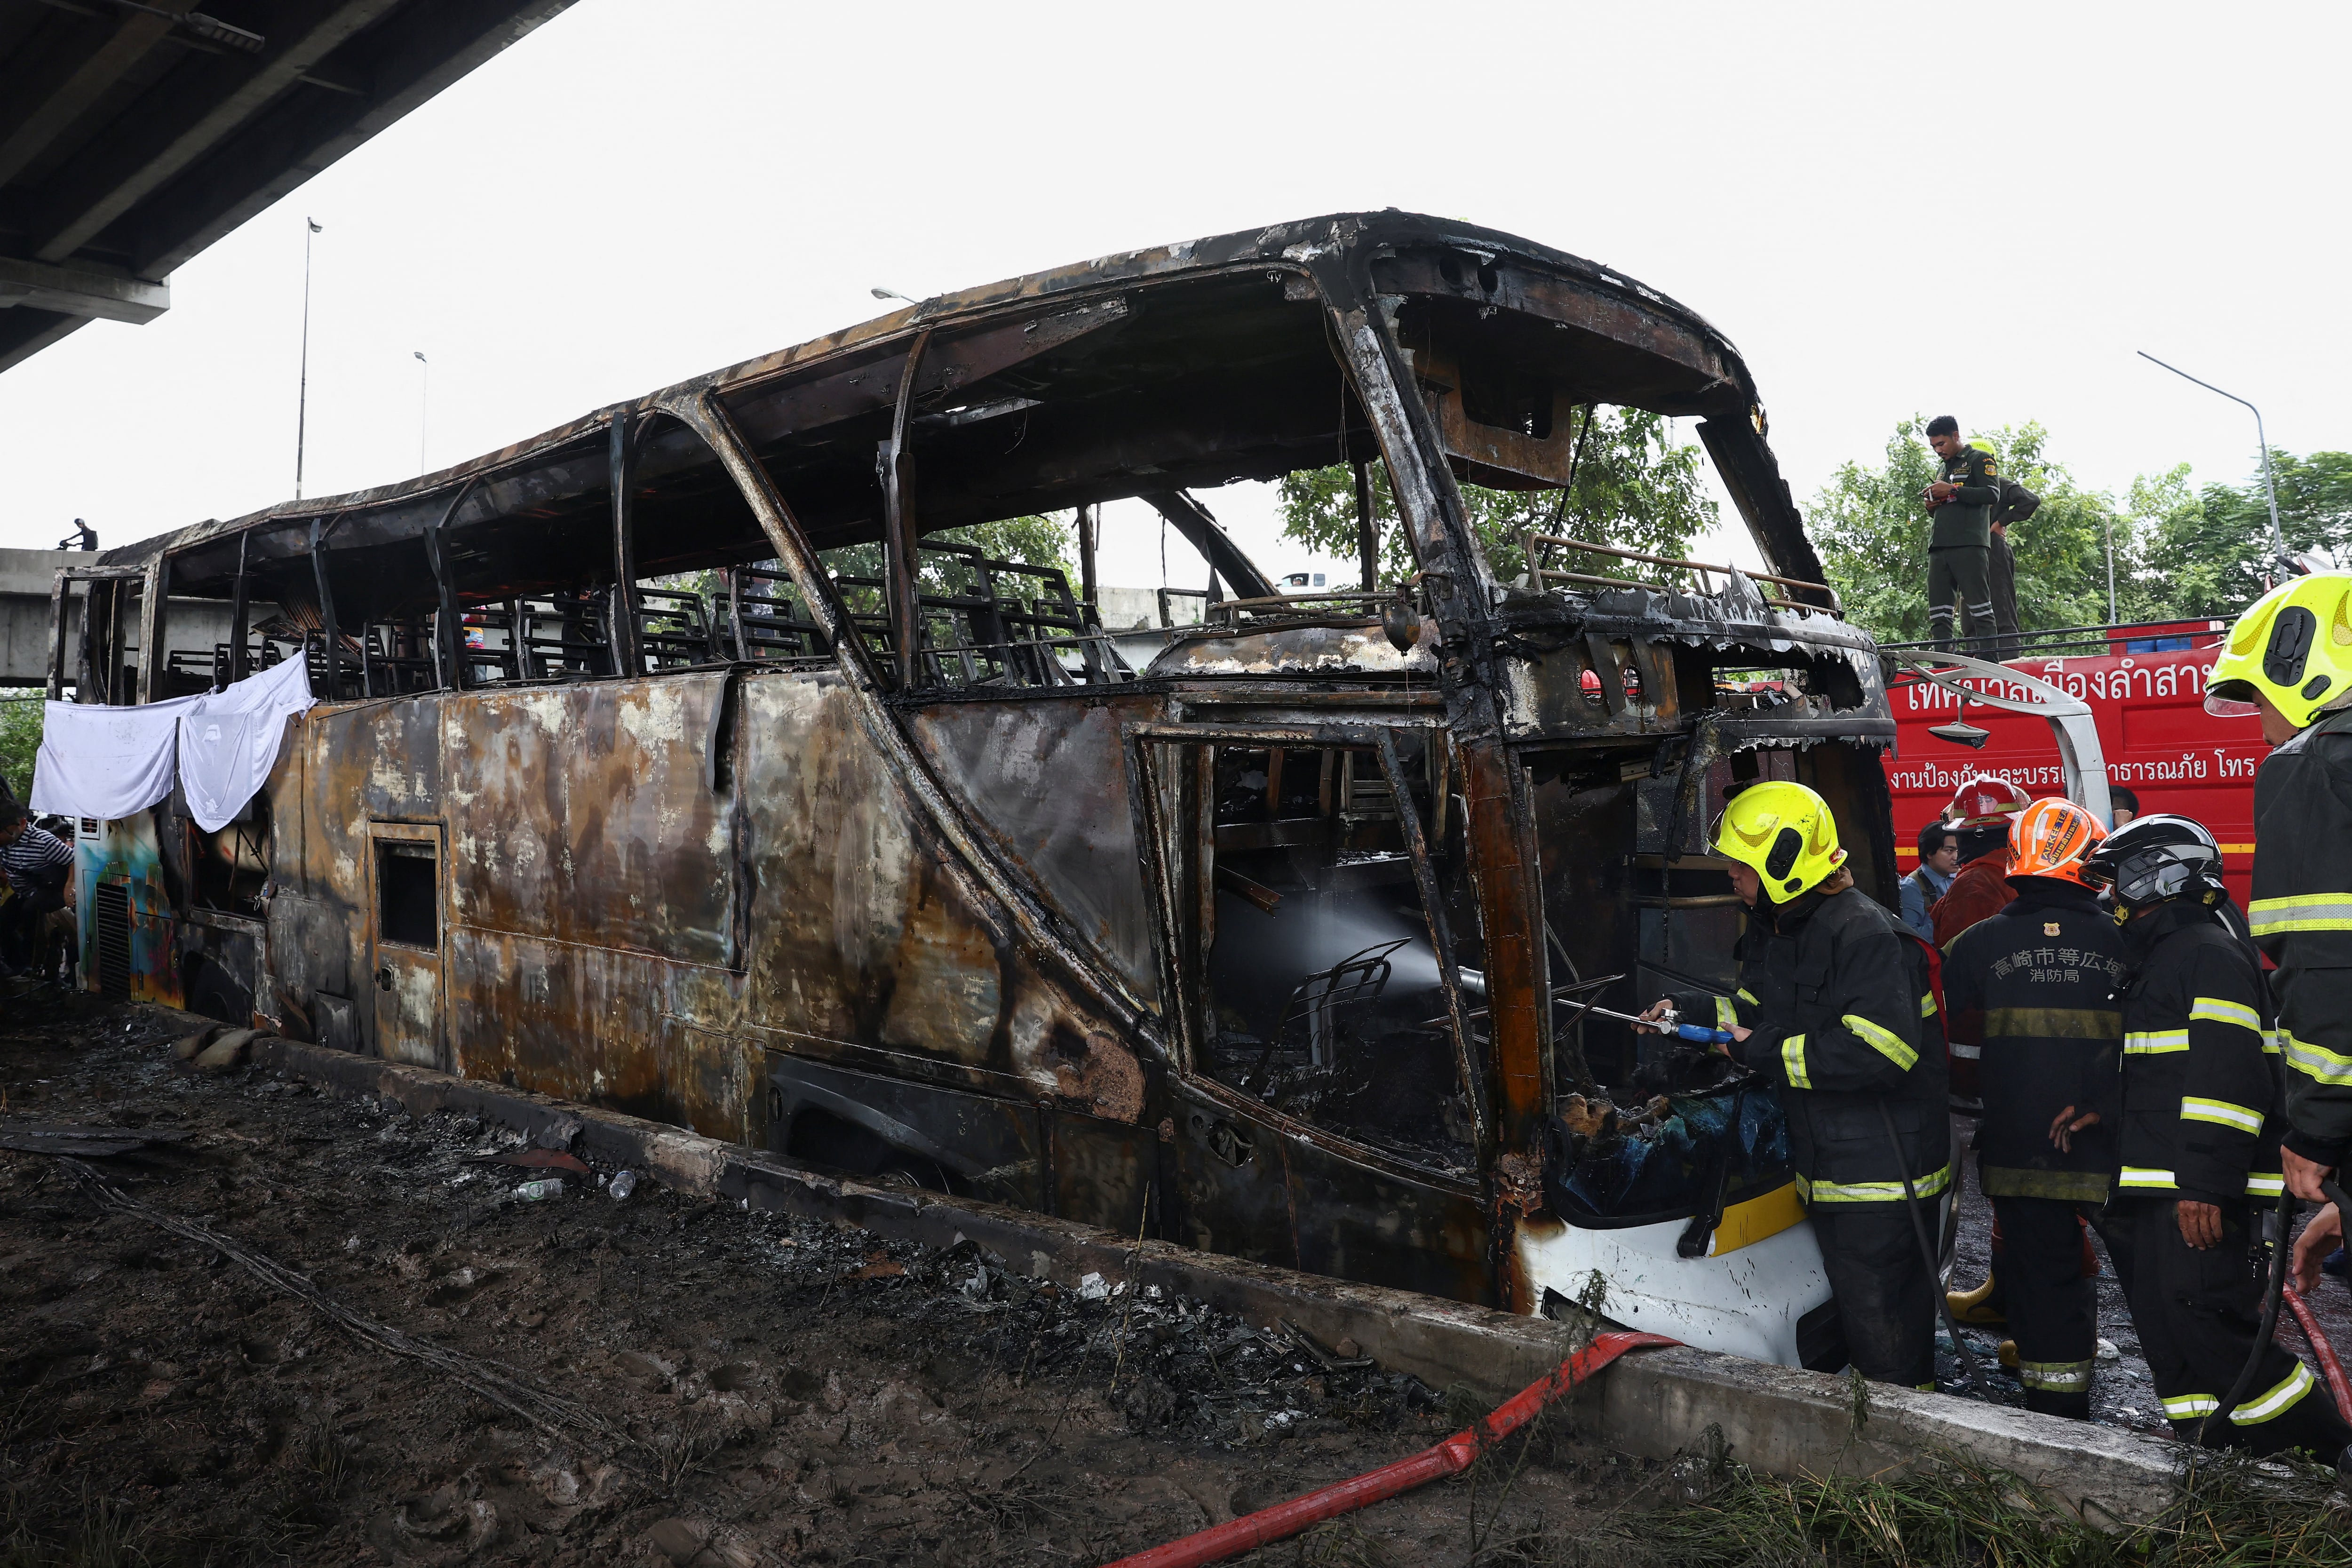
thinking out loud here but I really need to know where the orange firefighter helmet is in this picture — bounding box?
[2006,797,2107,886]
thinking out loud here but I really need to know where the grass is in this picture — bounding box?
[0,1484,152,1568]
[1575,1448,2352,1568]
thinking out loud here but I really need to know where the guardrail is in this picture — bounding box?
[1520,533,1843,615]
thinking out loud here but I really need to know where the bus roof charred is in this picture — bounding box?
[56,213,1897,1357]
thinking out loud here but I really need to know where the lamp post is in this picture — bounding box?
[295,217,322,499]
[2137,350,2291,573]
[870,286,917,304]
[413,350,429,474]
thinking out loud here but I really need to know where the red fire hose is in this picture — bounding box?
[1100,1329,1677,1568]
[2282,1284,2352,1422]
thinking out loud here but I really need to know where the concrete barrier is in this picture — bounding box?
[249,1035,2189,1524]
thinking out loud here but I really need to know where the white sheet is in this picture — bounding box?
[28,656,316,828]
[177,656,315,832]
[30,692,203,820]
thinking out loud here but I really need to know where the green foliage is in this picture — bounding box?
[1814,416,2352,642]
[1808,420,1945,642]
[1995,424,2134,632]
[0,692,40,802]
[1274,408,1717,589]
[2139,450,2352,620]
[820,515,1076,617]
[1813,418,2137,643]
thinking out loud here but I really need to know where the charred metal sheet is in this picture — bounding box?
[906,694,1164,1009]
[1148,621,1438,679]
[75,212,1913,1346]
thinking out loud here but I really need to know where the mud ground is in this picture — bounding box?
[0,997,1667,1568]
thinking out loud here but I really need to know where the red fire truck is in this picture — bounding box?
[1884,622,2265,906]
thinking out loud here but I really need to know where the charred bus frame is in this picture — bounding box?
[58,213,1897,1360]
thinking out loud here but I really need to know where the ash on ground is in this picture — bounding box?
[0,996,1654,1567]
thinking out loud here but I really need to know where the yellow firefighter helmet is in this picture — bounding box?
[1713,780,1847,899]
[2206,571,2352,730]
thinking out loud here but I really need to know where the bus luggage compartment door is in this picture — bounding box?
[367,824,446,1071]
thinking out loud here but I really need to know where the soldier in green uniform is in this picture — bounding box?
[1924,415,2000,653]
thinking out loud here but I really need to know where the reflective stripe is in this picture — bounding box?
[1920,992,1938,1019]
[2263,1030,2282,1057]
[2231,1361,2317,1425]
[2125,1031,2190,1054]
[2118,1166,2177,1190]
[1796,1164,1954,1205]
[1950,1041,1981,1059]
[2282,1031,2352,1086]
[1783,1034,1811,1090]
[1716,995,1740,1032]
[1981,1165,2113,1202]
[1844,1013,1918,1072]
[1737,987,1758,1006]
[2162,1392,2219,1419]
[2249,894,2352,936]
[2180,1097,2265,1134]
[1984,1006,2122,1040]
[2248,1172,2285,1196]
[2190,996,2262,1034]
[2018,1359,2093,1393]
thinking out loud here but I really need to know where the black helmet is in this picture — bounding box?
[2079,813,2227,914]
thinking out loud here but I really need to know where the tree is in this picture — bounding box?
[1274,407,1717,589]
[0,692,38,801]
[820,515,1076,617]
[1811,418,2132,644]
[2138,450,2352,620]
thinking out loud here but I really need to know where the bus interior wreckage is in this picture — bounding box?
[54,213,1899,1369]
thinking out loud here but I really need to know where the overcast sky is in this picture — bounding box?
[2,0,2344,594]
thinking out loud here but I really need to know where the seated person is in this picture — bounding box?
[0,801,73,976]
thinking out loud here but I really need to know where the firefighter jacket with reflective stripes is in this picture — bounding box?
[1676,882,1950,1205]
[2115,899,2284,1206]
[2250,705,2352,1168]
[1942,878,2125,1202]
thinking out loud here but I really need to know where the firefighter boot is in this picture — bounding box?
[1948,1272,2007,1327]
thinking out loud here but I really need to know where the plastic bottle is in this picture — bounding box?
[515,1178,565,1201]
[609,1169,638,1202]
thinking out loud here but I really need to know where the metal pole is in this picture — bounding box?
[2138,350,2290,567]
[296,218,321,499]
[413,350,428,474]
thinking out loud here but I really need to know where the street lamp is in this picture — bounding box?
[870,286,917,304]
[295,217,322,499]
[2137,350,2293,574]
[413,351,429,474]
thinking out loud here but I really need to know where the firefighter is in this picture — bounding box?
[2202,573,2352,1227]
[1940,798,2122,1417]
[1924,415,2000,652]
[1647,781,1949,1388]
[1931,775,2033,950]
[2079,816,2350,1456]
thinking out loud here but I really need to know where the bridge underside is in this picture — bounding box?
[0,0,575,377]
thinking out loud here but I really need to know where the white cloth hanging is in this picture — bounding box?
[177,656,316,832]
[28,656,315,828]
[30,692,204,820]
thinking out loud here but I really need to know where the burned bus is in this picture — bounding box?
[56,213,1898,1368]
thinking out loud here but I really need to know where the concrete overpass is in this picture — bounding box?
[0,545,259,689]
[0,0,577,376]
